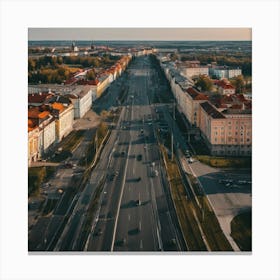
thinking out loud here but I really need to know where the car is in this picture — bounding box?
[135,199,141,206]
[109,171,119,181]
[188,158,194,164]
[137,154,142,161]
[135,177,141,182]
[95,229,103,236]
[121,151,126,157]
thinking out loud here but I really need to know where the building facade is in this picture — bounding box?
[51,102,74,142]
[199,102,252,156]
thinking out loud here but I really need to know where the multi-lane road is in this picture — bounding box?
[87,57,185,251]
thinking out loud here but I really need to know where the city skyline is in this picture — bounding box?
[29,28,251,41]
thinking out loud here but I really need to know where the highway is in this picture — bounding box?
[87,56,185,251]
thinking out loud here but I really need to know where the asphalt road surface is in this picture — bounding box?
[87,56,185,251]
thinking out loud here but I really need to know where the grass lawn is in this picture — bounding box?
[196,155,251,168]
[231,210,252,251]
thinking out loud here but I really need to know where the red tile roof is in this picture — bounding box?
[28,93,53,104]
[28,107,50,119]
[186,87,208,101]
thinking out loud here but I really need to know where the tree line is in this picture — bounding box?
[28,54,120,84]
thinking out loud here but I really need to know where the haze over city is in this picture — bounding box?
[29,28,251,41]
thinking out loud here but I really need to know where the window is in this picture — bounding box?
[247,138,250,142]
[228,132,232,136]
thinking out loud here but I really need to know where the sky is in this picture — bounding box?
[28,28,251,41]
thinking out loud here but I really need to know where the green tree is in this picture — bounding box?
[195,75,213,91]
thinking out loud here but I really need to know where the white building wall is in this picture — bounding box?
[58,106,74,141]
[79,90,92,118]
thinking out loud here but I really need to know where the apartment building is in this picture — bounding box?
[51,102,74,142]
[199,101,252,156]
[65,86,92,119]
[28,107,56,157]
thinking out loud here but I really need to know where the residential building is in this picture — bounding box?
[184,87,209,127]
[51,102,74,142]
[209,65,242,79]
[199,101,252,156]
[28,107,56,156]
[216,79,236,95]
[66,86,92,119]
[28,120,39,165]
[28,92,54,106]
[96,74,111,98]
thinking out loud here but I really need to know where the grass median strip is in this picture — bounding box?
[160,145,207,251]
[196,155,251,168]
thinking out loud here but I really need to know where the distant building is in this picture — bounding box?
[177,61,209,79]
[71,41,79,52]
[216,79,236,95]
[209,65,242,79]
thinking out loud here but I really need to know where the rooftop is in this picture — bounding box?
[200,102,225,119]
[186,87,208,101]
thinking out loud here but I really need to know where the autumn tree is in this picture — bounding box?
[230,75,245,93]
[86,69,96,80]
[195,75,213,91]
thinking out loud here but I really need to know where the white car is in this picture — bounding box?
[188,158,194,164]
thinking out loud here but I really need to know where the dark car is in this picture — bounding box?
[137,154,142,161]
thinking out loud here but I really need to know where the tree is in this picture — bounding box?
[195,75,213,91]
[230,75,245,93]
[86,69,96,80]
[28,58,36,71]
